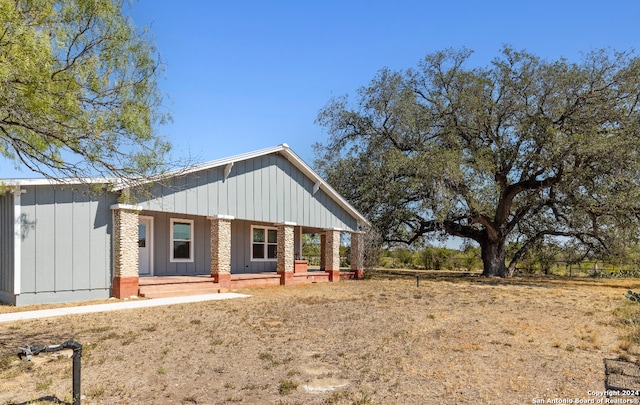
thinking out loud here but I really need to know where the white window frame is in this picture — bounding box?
[251,225,278,262]
[170,218,194,263]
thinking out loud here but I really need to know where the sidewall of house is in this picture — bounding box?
[0,191,15,304]
[15,185,116,306]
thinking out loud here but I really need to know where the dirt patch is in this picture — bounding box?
[0,274,638,404]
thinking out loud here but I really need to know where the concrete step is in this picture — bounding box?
[140,288,224,299]
[139,280,222,298]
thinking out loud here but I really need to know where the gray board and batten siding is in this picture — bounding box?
[4,184,117,306]
[0,191,15,305]
[134,153,359,232]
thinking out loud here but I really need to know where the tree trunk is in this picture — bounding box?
[480,239,508,277]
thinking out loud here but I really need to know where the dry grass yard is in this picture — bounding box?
[1,272,640,404]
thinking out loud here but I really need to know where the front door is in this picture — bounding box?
[138,217,153,276]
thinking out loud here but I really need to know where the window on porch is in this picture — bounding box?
[252,226,277,261]
[171,218,194,262]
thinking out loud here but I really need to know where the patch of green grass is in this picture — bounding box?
[120,330,139,345]
[259,352,274,361]
[278,379,299,395]
[613,300,640,357]
[35,378,53,391]
[157,367,167,375]
[0,354,12,370]
[87,325,112,333]
[87,385,106,399]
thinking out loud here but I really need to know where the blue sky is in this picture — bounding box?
[2,0,639,178]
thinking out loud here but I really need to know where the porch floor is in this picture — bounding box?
[138,271,356,299]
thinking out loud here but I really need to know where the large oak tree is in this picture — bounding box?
[315,47,640,277]
[0,0,170,181]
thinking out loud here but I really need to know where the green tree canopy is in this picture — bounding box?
[0,0,170,181]
[315,47,640,277]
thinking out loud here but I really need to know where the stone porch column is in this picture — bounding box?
[111,204,142,299]
[324,229,341,282]
[210,215,233,291]
[277,222,296,285]
[350,231,364,279]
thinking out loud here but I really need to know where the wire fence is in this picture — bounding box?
[378,255,640,278]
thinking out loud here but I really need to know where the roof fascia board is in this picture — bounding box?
[1,178,111,187]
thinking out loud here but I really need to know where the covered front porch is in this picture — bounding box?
[111,205,365,299]
[137,269,361,298]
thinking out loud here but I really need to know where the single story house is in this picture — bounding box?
[0,144,368,306]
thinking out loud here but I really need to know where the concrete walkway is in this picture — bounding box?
[0,293,251,323]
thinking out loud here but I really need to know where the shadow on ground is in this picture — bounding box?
[604,358,640,397]
[7,395,71,405]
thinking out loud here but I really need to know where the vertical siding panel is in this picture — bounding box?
[154,212,168,275]
[278,157,285,222]
[244,160,253,219]
[153,182,166,212]
[90,194,109,289]
[194,215,206,274]
[227,164,237,218]
[308,177,316,228]
[20,188,36,293]
[295,169,304,225]
[255,158,263,221]
[196,172,208,216]
[206,168,217,215]
[285,160,295,222]
[186,175,198,215]
[235,160,246,219]
[72,191,91,290]
[164,179,176,212]
[302,175,310,228]
[174,176,187,214]
[219,167,228,215]
[231,220,245,273]
[35,187,55,292]
[268,156,277,220]
[321,192,330,228]
[54,188,73,291]
[0,192,14,294]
